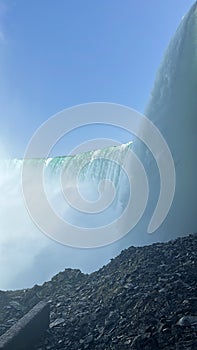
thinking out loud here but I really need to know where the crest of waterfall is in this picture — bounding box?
[0,143,132,289]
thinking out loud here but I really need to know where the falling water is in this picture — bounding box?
[0,143,132,290]
[1,3,197,290]
[138,2,197,237]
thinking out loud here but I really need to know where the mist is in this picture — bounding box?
[0,144,132,290]
[1,3,197,291]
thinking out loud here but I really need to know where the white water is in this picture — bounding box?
[0,143,132,290]
[141,2,197,237]
[1,3,197,290]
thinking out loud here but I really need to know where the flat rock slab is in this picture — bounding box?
[0,301,50,350]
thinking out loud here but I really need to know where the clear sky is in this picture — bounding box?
[0,0,195,157]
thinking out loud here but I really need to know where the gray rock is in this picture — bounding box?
[0,234,197,350]
[177,316,197,327]
[49,318,65,328]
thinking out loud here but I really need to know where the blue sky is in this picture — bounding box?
[0,0,195,157]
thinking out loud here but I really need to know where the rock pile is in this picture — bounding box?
[0,234,196,349]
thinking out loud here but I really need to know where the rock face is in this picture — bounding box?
[0,234,196,349]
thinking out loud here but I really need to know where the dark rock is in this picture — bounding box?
[177,316,197,327]
[49,318,65,328]
[9,301,23,311]
[0,301,49,350]
[0,234,197,349]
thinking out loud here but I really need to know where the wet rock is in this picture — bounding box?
[49,318,65,328]
[177,316,197,327]
[9,301,23,311]
[0,301,49,350]
[0,234,196,349]
[83,334,93,346]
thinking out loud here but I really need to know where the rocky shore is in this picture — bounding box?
[0,234,196,349]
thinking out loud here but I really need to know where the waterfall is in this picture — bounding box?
[0,143,133,289]
[137,1,197,237]
[1,3,197,290]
